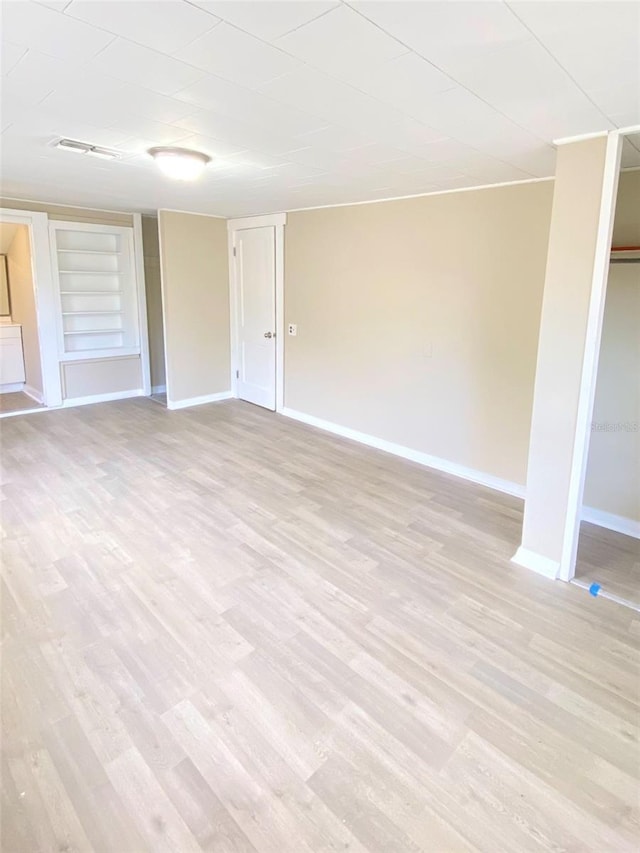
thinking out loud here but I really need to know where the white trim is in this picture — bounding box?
[132,213,152,396]
[227,213,286,231]
[157,207,226,220]
[276,177,554,216]
[23,384,44,404]
[0,405,52,419]
[151,384,166,395]
[0,382,26,394]
[616,123,640,136]
[581,507,640,540]
[275,221,284,412]
[156,212,172,406]
[62,388,143,408]
[559,130,623,582]
[553,130,608,146]
[228,226,238,400]
[278,406,631,543]
[166,390,232,410]
[228,214,286,412]
[511,546,560,580]
[0,208,63,408]
[280,406,526,498]
[1,196,135,218]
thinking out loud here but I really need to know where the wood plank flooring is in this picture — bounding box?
[576,523,640,606]
[1,398,638,852]
[0,391,44,416]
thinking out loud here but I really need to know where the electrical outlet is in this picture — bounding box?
[288,324,297,336]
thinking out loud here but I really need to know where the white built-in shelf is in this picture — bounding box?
[52,222,140,358]
[59,269,120,275]
[57,249,121,255]
[64,328,123,336]
[59,347,140,362]
[62,310,124,315]
[59,290,123,295]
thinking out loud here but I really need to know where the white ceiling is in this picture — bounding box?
[1,0,638,218]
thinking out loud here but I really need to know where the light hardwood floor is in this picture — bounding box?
[1,398,638,852]
[576,523,640,606]
[0,391,44,416]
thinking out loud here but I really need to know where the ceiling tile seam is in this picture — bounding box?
[343,0,586,148]
[4,49,61,118]
[165,70,444,168]
[253,1,342,41]
[34,0,72,10]
[504,1,617,131]
[168,71,332,135]
[60,5,223,63]
[45,4,541,177]
[163,16,225,56]
[163,0,225,25]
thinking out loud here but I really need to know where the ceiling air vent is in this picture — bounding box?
[54,138,121,160]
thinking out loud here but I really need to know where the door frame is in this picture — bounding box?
[227,213,286,412]
[0,208,63,409]
[132,213,152,397]
[559,125,638,581]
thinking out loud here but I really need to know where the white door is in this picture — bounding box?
[234,226,276,410]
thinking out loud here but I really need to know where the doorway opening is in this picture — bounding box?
[574,134,640,610]
[0,220,47,417]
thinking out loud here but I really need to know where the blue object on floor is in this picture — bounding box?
[589,583,601,597]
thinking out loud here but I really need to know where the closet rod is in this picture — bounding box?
[610,258,640,264]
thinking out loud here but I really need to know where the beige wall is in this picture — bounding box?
[61,357,142,400]
[583,169,640,522]
[284,181,554,485]
[1,198,133,227]
[6,224,43,395]
[158,211,230,404]
[141,215,165,389]
[609,169,640,247]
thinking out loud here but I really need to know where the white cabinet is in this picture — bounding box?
[49,222,140,361]
[0,324,26,386]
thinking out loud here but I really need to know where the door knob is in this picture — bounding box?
[264,331,274,338]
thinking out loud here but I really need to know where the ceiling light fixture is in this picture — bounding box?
[148,147,211,181]
[55,138,120,160]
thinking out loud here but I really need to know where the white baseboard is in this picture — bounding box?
[581,506,640,539]
[280,407,640,541]
[62,389,144,408]
[0,382,26,394]
[280,406,526,498]
[511,546,560,579]
[23,384,44,404]
[167,391,233,411]
[151,384,167,395]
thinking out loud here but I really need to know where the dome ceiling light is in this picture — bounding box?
[148,147,211,181]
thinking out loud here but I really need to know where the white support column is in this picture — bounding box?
[513,132,622,581]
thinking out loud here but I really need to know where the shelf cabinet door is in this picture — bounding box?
[0,334,26,384]
[50,222,140,360]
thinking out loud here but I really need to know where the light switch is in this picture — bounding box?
[288,324,297,336]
